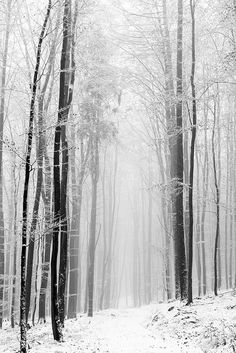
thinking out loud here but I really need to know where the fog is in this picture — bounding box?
[0,0,235,351]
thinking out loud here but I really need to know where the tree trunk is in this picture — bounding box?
[187,0,197,305]
[38,6,60,322]
[175,0,187,300]
[0,0,12,328]
[196,151,201,296]
[20,2,51,351]
[212,99,220,296]
[88,135,99,317]
[51,0,78,338]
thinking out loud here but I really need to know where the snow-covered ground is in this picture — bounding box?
[1,293,236,352]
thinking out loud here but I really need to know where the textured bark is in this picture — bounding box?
[58,0,78,325]
[20,2,52,351]
[51,0,70,339]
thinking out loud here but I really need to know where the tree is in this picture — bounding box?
[0,0,13,328]
[175,0,187,300]
[20,1,52,351]
[212,94,220,296]
[187,0,197,305]
[51,0,78,340]
[25,5,60,323]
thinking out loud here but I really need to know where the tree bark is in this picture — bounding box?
[20,2,52,351]
[175,0,187,300]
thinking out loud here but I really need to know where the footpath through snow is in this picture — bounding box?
[0,293,236,352]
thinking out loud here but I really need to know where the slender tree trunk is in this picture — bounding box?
[88,135,99,317]
[217,95,222,290]
[38,6,60,321]
[68,131,86,317]
[0,0,12,328]
[161,0,175,299]
[187,0,197,305]
[176,0,187,300]
[38,149,52,322]
[32,235,41,326]
[25,111,43,322]
[201,86,209,295]
[147,153,152,304]
[20,3,51,351]
[225,105,230,289]
[196,151,201,296]
[20,0,51,353]
[100,150,107,310]
[11,155,18,328]
[212,99,220,296]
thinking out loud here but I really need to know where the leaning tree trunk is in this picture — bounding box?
[38,5,60,322]
[20,2,52,351]
[25,122,43,323]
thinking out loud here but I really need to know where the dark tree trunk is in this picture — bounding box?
[20,2,52,351]
[59,2,78,321]
[51,0,78,338]
[175,0,187,300]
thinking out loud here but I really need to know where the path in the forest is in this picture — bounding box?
[70,305,199,353]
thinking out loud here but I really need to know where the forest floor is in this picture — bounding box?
[1,292,236,352]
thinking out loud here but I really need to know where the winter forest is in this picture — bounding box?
[1,0,236,352]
